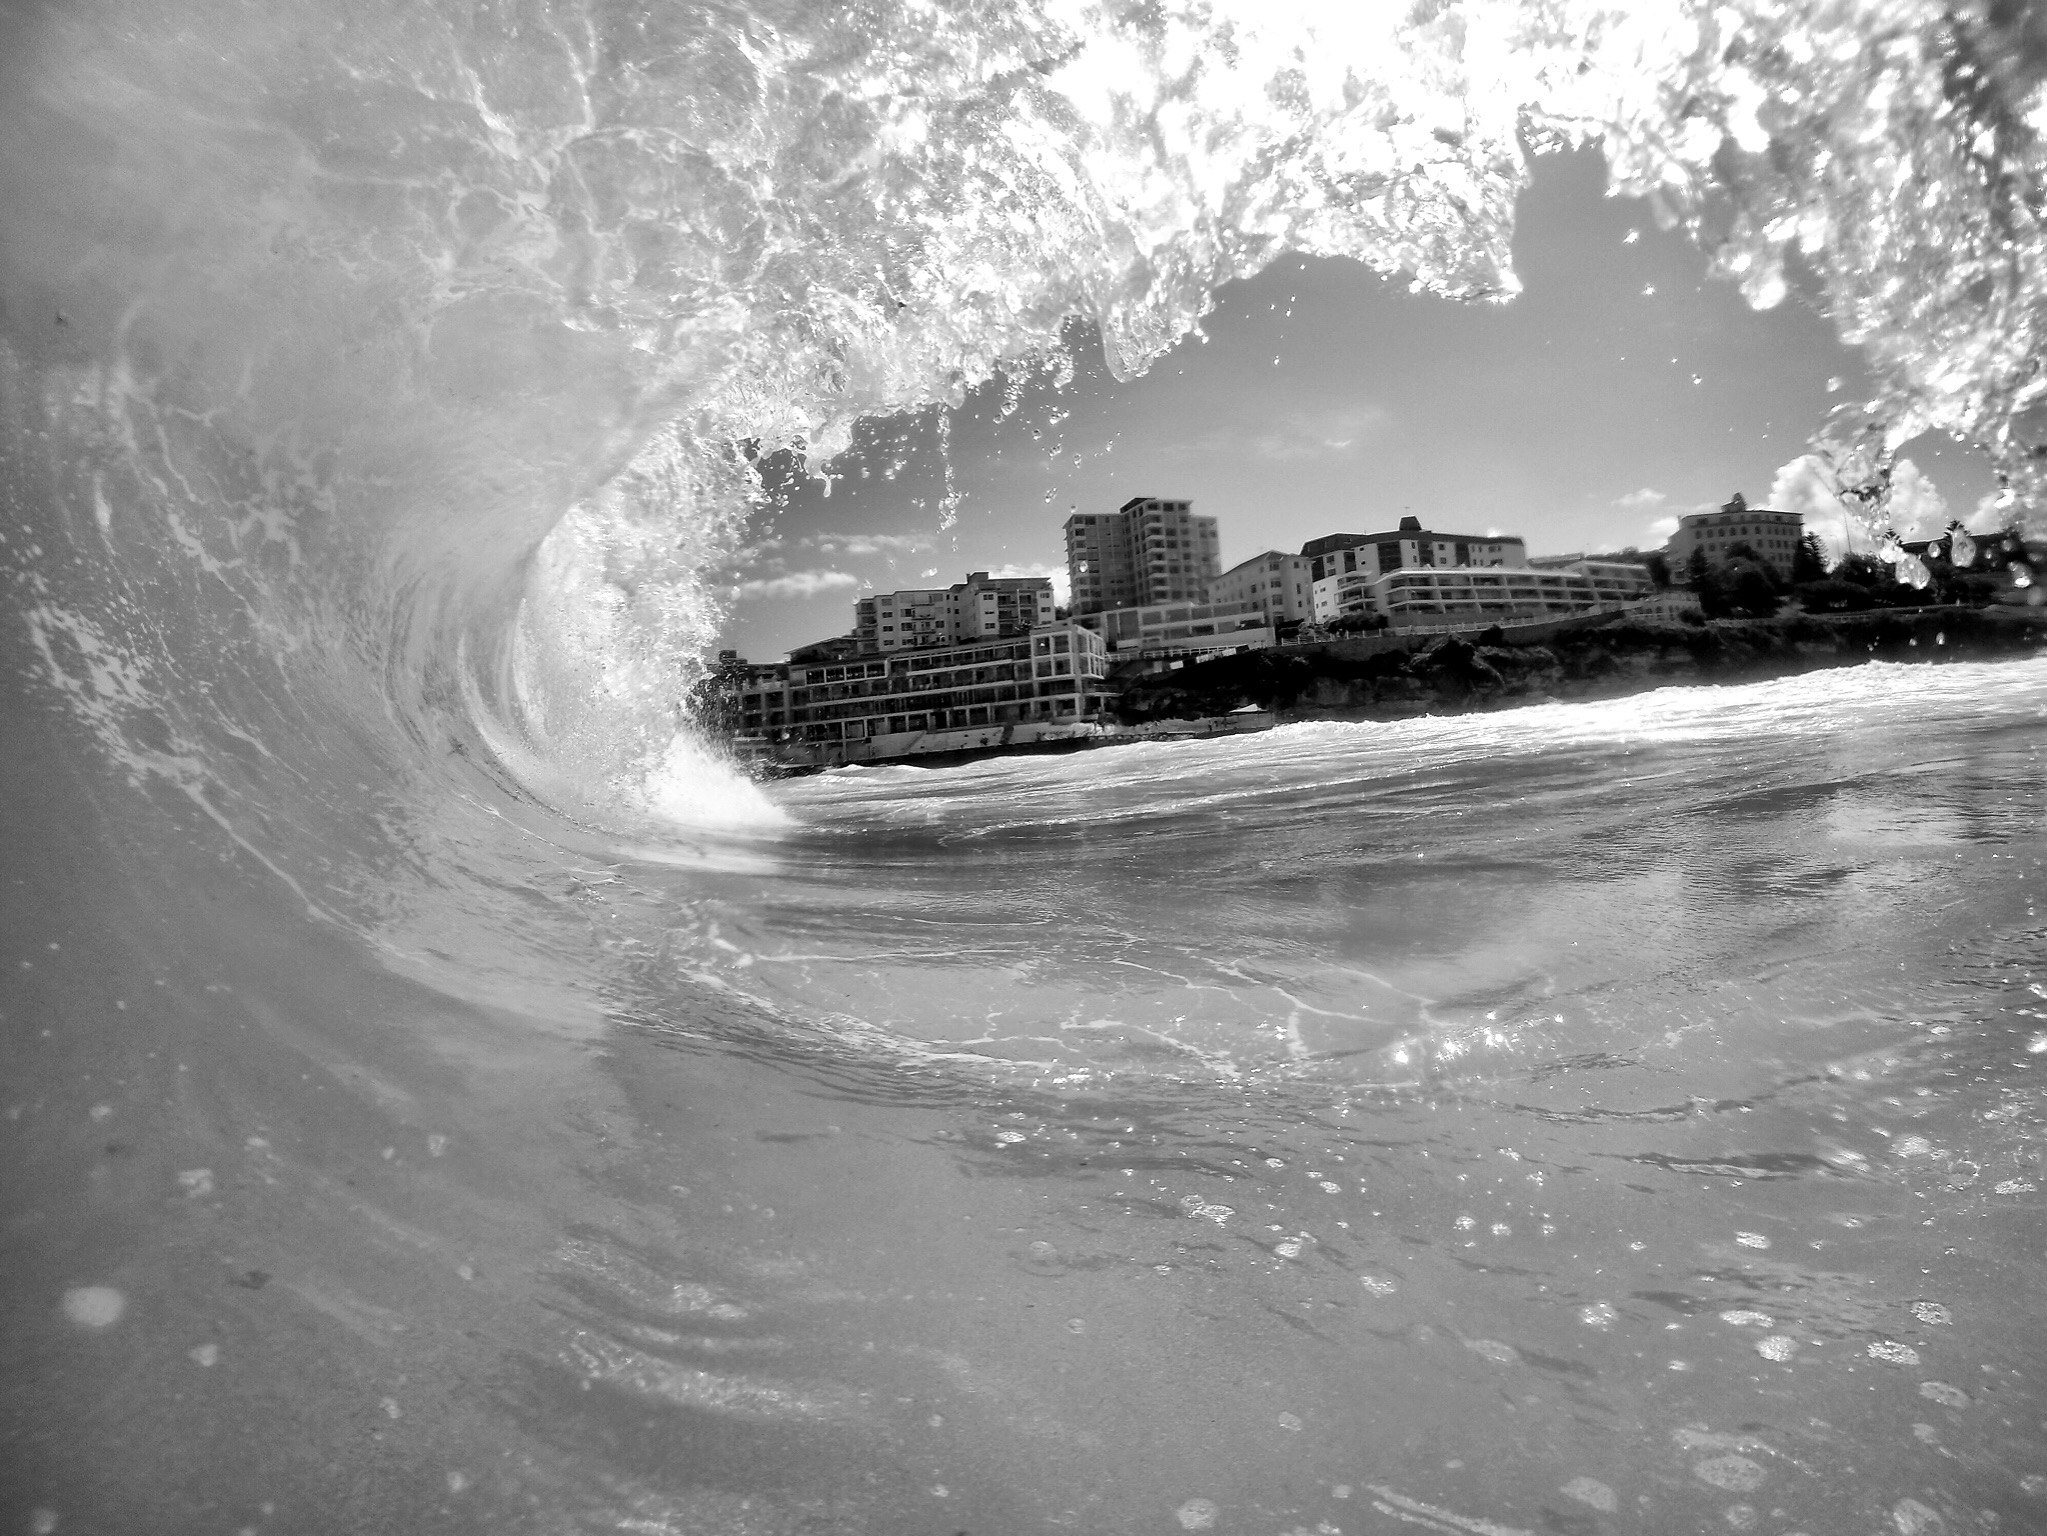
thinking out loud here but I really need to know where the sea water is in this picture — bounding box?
[4,1,2047,1532]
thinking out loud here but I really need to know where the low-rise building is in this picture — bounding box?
[1072,597,1275,656]
[1330,564,1645,629]
[709,620,1112,768]
[1664,493,1803,581]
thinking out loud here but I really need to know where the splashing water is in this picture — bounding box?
[8,3,2047,1533]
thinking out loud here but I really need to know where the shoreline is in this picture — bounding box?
[1115,605,2047,729]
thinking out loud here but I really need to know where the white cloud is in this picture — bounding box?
[1967,491,2016,533]
[1614,487,1666,509]
[732,569,860,601]
[1767,454,1857,557]
[1643,514,1680,542]
[804,531,934,557]
[1883,458,1948,541]
[1228,405,1387,460]
[986,561,1070,606]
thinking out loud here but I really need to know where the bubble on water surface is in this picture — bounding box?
[1918,1381,1970,1407]
[1359,1276,1398,1297]
[1692,1456,1766,1492]
[1757,1335,1799,1362]
[1274,1240,1303,1259]
[1578,1302,1616,1329]
[1719,1310,1773,1328]
[1909,1302,1951,1326]
[1560,1477,1616,1512]
[30,1512,57,1536]
[1466,1339,1517,1364]
[1869,1341,1921,1365]
[1276,1411,1303,1431]
[1891,1498,1943,1534]
[177,1168,213,1197]
[61,1287,125,1328]
[1723,1504,1758,1530]
[1994,1179,2037,1194]
[188,1342,219,1367]
[1175,1498,1219,1530]
[1734,1232,1770,1249]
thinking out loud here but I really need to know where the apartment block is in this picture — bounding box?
[1065,497,1220,615]
[1205,550,1316,623]
[853,571,1054,651]
[1303,518,1527,619]
[1663,493,1804,581]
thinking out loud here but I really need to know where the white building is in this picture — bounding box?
[1664,493,1804,581]
[1065,497,1221,615]
[1304,519,1528,620]
[853,571,1054,652]
[1318,564,1652,629]
[716,620,1111,749]
[1204,550,1316,622]
[1072,596,1275,656]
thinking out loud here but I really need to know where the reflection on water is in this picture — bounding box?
[7,656,2047,1529]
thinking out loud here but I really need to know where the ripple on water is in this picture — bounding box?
[1560,1477,1616,1512]
[1692,1456,1767,1492]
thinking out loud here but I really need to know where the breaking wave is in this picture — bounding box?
[5,0,2046,931]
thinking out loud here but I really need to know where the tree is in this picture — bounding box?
[1697,556,1782,618]
[1643,551,1672,589]
[1685,547,1710,589]
[1791,532,1829,584]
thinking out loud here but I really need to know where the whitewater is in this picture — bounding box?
[4,0,2047,1531]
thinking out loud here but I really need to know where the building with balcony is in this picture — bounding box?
[709,621,1113,769]
[1065,497,1221,615]
[1304,518,1527,619]
[1314,563,1649,630]
[852,570,1055,652]
[1072,597,1275,656]
[1663,493,1803,581]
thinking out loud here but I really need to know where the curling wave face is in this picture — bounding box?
[6,0,2047,913]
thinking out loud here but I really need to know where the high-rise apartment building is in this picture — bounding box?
[1064,497,1220,615]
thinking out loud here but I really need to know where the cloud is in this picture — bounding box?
[1643,514,1680,542]
[731,569,860,601]
[986,561,1070,606]
[1178,405,1386,459]
[1767,454,1858,556]
[1883,458,1948,540]
[804,531,935,557]
[1967,491,2017,533]
[1614,487,1666,509]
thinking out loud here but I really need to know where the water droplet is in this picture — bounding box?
[1175,1498,1220,1530]
[1276,1411,1303,1431]
[1578,1302,1617,1329]
[61,1286,125,1329]
[188,1342,219,1367]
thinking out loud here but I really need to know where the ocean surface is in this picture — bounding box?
[5,1,2047,1532]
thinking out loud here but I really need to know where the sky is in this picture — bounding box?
[714,145,1996,661]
